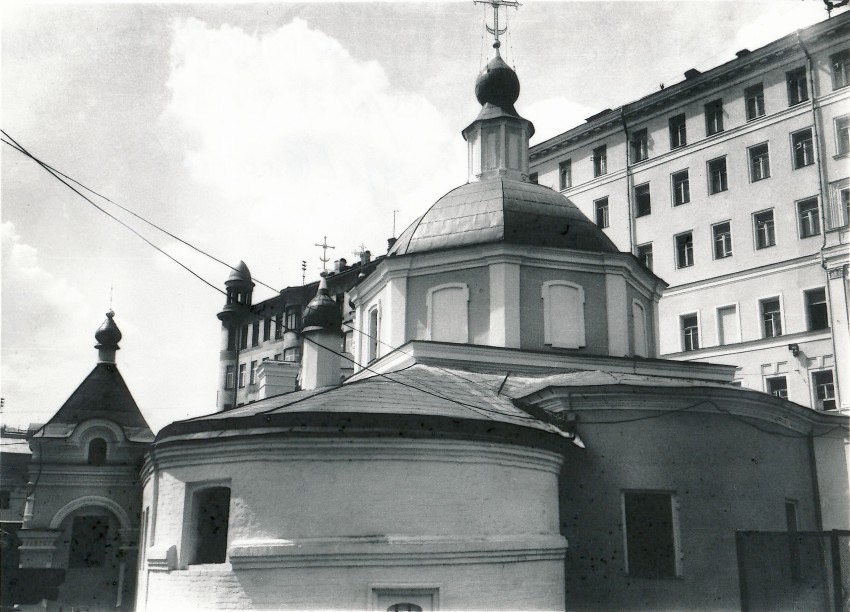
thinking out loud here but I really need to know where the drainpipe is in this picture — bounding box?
[797,31,842,409]
[620,108,636,253]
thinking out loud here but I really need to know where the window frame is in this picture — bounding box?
[622,490,681,579]
[835,115,850,157]
[592,145,607,177]
[711,221,733,259]
[704,99,724,136]
[636,243,653,271]
[594,197,610,228]
[367,304,380,363]
[238,363,246,388]
[559,159,572,190]
[675,231,694,269]
[831,49,850,90]
[681,312,700,352]
[425,283,470,343]
[811,369,836,410]
[791,128,814,169]
[671,169,690,206]
[759,296,783,339]
[634,183,651,217]
[181,480,232,568]
[766,375,788,399]
[630,128,649,163]
[541,280,586,349]
[748,142,770,182]
[631,299,648,358]
[669,114,687,149]
[744,83,765,121]
[707,156,728,194]
[716,303,740,346]
[786,67,809,106]
[797,197,821,239]
[225,365,235,390]
[753,209,776,250]
[803,287,829,331]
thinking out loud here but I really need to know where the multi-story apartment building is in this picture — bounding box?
[529,13,850,412]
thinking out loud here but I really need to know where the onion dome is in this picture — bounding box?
[475,51,520,113]
[301,277,342,333]
[226,260,253,287]
[389,177,619,256]
[94,310,122,350]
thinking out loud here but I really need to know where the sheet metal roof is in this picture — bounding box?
[388,177,619,256]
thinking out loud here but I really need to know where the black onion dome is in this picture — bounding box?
[388,178,619,256]
[301,278,342,333]
[475,52,520,113]
[94,310,122,349]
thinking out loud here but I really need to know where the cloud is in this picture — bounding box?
[526,97,597,145]
[164,17,466,284]
[729,2,825,59]
[1,221,94,426]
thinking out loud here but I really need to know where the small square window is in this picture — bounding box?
[593,145,607,177]
[805,288,828,331]
[671,170,690,206]
[835,115,850,156]
[630,128,648,162]
[669,114,687,149]
[675,232,693,268]
[681,314,699,351]
[792,129,814,169]
[754,210,775,249]
[712,221,732,259]
[636,243,653,271]
[748,143,770,182]
[812,370,836,410]
[594,197,609,228]
[787,67,808,106]
[797,198,820,238]
[708,157,728,194]
[760,297,782,338]
[635,184,651,217]
[705,99,723,136]
[283,347,302,363]
[745,83,765,121]
[831,49,850,90]
[766,376,788,399]
[559,160,572,190]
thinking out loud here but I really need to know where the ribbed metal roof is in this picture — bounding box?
[388,177,619,256]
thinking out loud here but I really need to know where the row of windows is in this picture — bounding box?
[679,287,829,354]
[554,50,850,189]
[592,123,843,225]
[227,307,301,351]
[224,349,303,389]
[765,370,836,410]
[633,195,835,272]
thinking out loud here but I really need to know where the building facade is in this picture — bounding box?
[529,13,850,412]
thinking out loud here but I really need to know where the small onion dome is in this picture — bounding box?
[301,277,342,333]
[475,51,520,113]
[226,260,253,287]
[94,310,122,350]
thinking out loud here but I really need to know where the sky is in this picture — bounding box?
[1,0,835,433]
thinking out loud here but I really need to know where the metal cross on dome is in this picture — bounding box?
[314,235,336,273]
[474,0,521,49]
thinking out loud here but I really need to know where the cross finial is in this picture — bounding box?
[474,0,520,49]
[314,236,336,273]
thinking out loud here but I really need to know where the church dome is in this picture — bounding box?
[301,278,342,333]
[94,310,122,349]
[475,52,520,111]
[388,177,619,256]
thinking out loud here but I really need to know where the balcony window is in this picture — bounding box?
[681,314,699,351]
[671,170,690,206]
[675,232,693,268]
[797,198,820,238]
[745,83,765,121]
[669,114,687,149]
[760,297,782,338]
[593,145,607,177]
[805,288,828,331]
[754,210,775,249]
[705,99,723,136]
[708,157,727,194]
[792,129,814,169]
[635,184,651,217]
[831,49,850,90]
[594,197,609,228]
[559,160,572,190]
[748,143,770,182]
[786,67,808,106]
[630,128,648,162]
[712,221,732,259]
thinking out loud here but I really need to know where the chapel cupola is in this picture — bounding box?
[462,28,534,182]
[300,276,342,390]
[222,260,255,311]
[94,310,122,364]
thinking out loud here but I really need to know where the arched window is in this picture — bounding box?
[632,300,648,357]
[87,438,107,466]
[368,306,380,363]
[541,281,586,349]
[190,487,230,564]
[426,283,469,343]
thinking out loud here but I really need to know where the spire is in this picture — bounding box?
[94,310,121,364]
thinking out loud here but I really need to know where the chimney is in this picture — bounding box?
[360,250,371,266]
[387,237,397,251]
[299,277,342,390]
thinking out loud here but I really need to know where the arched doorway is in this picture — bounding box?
[54,506,123,609]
